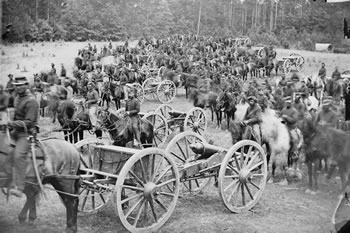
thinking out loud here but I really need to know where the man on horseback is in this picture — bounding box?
[241,96,262,144]
[125,85,141,147]
[7,77,39,197]
[280,96,302,164]
[316,96,338,127]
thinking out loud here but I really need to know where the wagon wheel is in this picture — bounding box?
[142,77,157,100]
[75,139,113,215]
[114,148,179,233]
[142,112,168,147]
[184,107,207,135]
[132,83,144,104]
[157,80,176,104]
[165,132,211,194]
[296,56,305,72]
[283,59,292,74]
[218,140,267,213]
[155,104,173,120]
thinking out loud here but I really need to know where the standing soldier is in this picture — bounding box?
[125,85,141,147]
[7,76,39,197]
[85,82,99,129]
[60,64,66,77]
[318,62,327,85]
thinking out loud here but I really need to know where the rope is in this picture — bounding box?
[25,180,80,198]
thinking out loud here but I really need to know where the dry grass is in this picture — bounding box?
[1,42,348,233]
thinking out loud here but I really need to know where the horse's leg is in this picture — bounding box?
[313,162,319,191]
[19,185,38,224]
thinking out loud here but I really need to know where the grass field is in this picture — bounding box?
[1,41,350,233]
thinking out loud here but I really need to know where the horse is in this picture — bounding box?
[216,90,237,129]
[96,109,154,147]
[0,128,80,233]
[305,73,325,100]
[300,115,350,193]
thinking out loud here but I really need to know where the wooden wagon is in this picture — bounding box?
[75,130,267,232]
[155,104,208,136]
[277,53,305,74]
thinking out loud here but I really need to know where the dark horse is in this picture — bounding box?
[216,91,237,129]
[300,114,350,193]
[0,133,80,233]
[96,109,154,147]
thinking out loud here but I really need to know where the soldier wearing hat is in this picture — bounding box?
[7,76,39,197]
[241,95,262,144]
[283,81,294,98]
[316,96,337,127]
[125,85,141,147]
[86,82,99,127]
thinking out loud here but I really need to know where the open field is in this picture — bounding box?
[1,42,350,233]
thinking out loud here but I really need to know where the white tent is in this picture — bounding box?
[315,43,333,52]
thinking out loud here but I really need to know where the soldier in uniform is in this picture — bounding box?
[125,85,141,147]
[316,96,338,127]
[86,82,99,128]
[7,77,39,197]
[280,96,302,166]
[318,62,327,85]
[241,96,262,144]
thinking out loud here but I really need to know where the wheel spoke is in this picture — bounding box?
[244,183,254,201]
[155,165,172,184]
[129,170,145,187]
[159,191,175,197]
[91,191,95,210]
[241,183,246,206]
[121,193,143,205]
[170,151,186,163]
[149,198,158,222]
[151,155,164,182]
[156,178,176,188]
[133,199,146,227]
[249,161,263,171]
[227,163,239,175]
[155,197,168,211]
[224,179,239,193]
[176,142,187,161]
[233,153,241,171]
[80,190,90,211]
[246,151,259,169]
[227,182,240,203]
[249,180,261,190]
[125,196,144,218]
[122,185,144,192]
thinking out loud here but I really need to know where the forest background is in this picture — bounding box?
[1,0,350,51]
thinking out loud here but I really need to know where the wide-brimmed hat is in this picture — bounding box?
[322,96,333,106]
[283,96,292,103]
[13,76,29,86]
[247,96,257,101]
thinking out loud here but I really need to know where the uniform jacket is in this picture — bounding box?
[244,104,262,124]
[316,109,338,127]
[12,92,39,133]
[125,97,140,117]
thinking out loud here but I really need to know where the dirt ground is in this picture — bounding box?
[1,41,350,233]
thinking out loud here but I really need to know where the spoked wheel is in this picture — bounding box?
[155,104,173,120]
[218,140,267,213]
[142,77,157,100]
[142,112,168,147]
[296,56,305,72]
[75,139,113,215]
[184,107,207,135]
[114,148,180,233]
[283,59,292,74]
[132,83,144,104]
[165,132,211,194]
[157,80,176,104]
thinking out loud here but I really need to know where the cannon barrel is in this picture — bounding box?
[189,142,224,159]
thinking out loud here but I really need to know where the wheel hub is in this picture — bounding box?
[144,182,157,200]
[193,122,199,129]
[239,168,251,184]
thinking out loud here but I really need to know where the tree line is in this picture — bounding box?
[1,0,350,51]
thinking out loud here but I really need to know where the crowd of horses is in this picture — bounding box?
[3,34,350,233]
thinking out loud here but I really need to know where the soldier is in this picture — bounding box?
[125,85,141,147]
[316,96,338,127]
[0,84,9,122]
[60,64,66,77]
[318,62,327,85]
[241,96,262,144]
[7,77,39,197]
[86,82,99,128]
[283,81,294,97]
[50,63,56,75]
[331,66,341,81]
